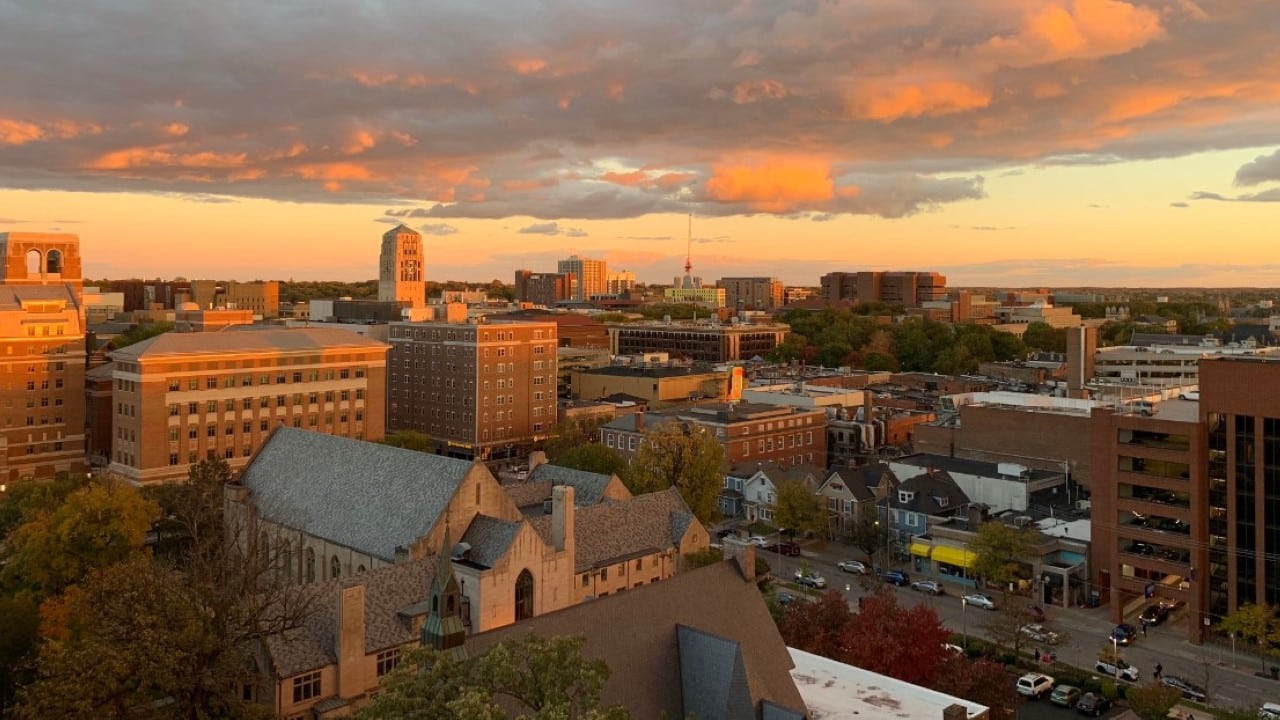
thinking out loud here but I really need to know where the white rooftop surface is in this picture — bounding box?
[947,390,1104,412]
[1036,517,1091,541]
[788,648,988,720]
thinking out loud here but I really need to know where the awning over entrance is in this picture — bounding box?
[909,542,932,558]
[931,545,977,569]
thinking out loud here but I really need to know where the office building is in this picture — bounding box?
[720,277,784,311]
[820,271,947,307]
[378,225,426,308]
[606,321,789,363]
[387,319,558,460]
[513,270,575,306]
[106,327,388,484]
[606,269,636,294]
[225,281,280,318]
[557,255,607,302]
[0,231,88,481]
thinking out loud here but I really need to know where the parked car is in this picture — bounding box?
[963,594,997,610]
[1015,672,1056,699]
[715,528,737,540]
[1259,702,1280,720]
[1050,685,1082,708]
[765,541,801,556]
[942,643,964,655]
[794,570,827,589]
[1020,624,1060,645]
[1024,605,1047,622]
[748,535,770,546]
[1139,603,1170,626]
[776,591,796,606]
[838,560,868,574]
[911,580,943,596]
[1110,623,1138,646]
[1162,675,1207,702]
[1076,692,1112,717]
[878,569,909,586]
[1094,658,1139,682]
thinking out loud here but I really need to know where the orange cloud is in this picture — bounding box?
[732,79,789,104]
[509,57,547,75]
[600,170,696,189]
[990,0,1163,64]
[851,81,991,121]
[295,163,375,181]
[500,176,559,191]
[0,118,101,145]
[0,118,43,145]
[164,123,189,137]
[349,71,450,88]
[705,157,835,212]
[86,146,247,170]
[344,129,377,155]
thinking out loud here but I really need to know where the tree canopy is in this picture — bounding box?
[620,422,724,523]
[772,479,828,538]
[553,444,627,477]
[969,521,1039,593]
[106,321,174,350]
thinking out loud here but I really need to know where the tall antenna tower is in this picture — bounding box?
[685,212,693,276]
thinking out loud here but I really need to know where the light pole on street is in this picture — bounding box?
[1112,635,1120,681]
[961,597,968,649]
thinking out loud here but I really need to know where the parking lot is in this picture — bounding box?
[1015,696,1125,720]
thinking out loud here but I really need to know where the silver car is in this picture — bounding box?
[911,580,943,595]
[963,593,997,610]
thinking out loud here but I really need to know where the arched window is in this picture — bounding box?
[24,249,41,276]
[305,548,315,582]
[282,543,293,581]
[356,564,366,574]
[515,569,534,621]
[331,556,341,579]
[46,249,62,274]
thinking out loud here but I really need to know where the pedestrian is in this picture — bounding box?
[1154,662,1163,680]
[1141,619,1148,636]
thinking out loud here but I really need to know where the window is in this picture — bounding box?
[601,566,609,581]
[206,378,217,389]
[188,402,198,414]
[330,556,341,579]
[169,403,180,416]
[305,549,315,582]
[207,401,218,413]
[376,649,401,678]
[581,574,590,587]
[292,671,321,703]
[168,380,180,391]
[515,569,534,621]
[169,428,179,441]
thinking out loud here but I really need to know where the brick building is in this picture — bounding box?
[820,271,946,307]
[0,231,88,481]
[387,319,558,460]
[106,327,388,484]
[605,322,789,363]
[557,255,607,301]
[599,402,827,467]
[719,276,784,311]
[513,270,575,306]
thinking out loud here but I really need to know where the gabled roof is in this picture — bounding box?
[466,560,807,719]
[898,470,970,516]
[240,429,478,561]
[527,487,700,573]
[527,464,619,505]
[678,626,755,720]
[458,515,522,569]
[822,463,897,502]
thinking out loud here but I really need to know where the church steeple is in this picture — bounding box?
[421,525,468,658]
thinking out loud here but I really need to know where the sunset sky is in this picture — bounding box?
[1,0,1278,287]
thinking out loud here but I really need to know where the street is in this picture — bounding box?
[762,541,1280,713]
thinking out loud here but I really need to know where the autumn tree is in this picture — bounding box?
[1220,603,1280,673]
[621,421,725,523]
[772,479,827,538]
[554,443,627,476]
[358,634,629,720]
[0,473,93,538]
[1124,682,1184,720]
[779,590,855,660]
[934,655,1020,720]
[843,504,883,565]
[842,589,950,686]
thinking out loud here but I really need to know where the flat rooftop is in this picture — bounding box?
[789,648,987,720]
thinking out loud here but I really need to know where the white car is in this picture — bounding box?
[749,535,770,546]
[962,594,997,610]
[1016,672,1056,699]
[838,560,868,574]
[794,570,827,589]
[1020,624,1060,645]
[1096,659,1140,682]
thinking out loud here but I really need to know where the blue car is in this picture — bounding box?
[877,569,909,586]
[1110,623,1137,646]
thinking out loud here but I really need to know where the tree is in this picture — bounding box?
[778,590,855,660]
[544,417,610,462]
[1021,322,1066,353]
[107,321,174,350]
[358,634,630,720]
[621,422,724,523]
[380,430,433,452]
[683,547,724,569]
[772,479,827,538]
[934,655,1020,720]
[842,589,950,686]
[1123,682,1183,720]
[554,444,627,476]
[843,504,882,563]
[1,478,158,597]
[0,594,39,712]
[0,473,93,538]
[969,521,1038,594]
[1220,603,1280,673]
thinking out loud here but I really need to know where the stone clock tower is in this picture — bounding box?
[378,225,425,308]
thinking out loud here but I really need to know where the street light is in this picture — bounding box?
[961,597,968,649]
[1111,634,1120,682]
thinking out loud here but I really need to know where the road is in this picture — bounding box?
[760,541,1280,713]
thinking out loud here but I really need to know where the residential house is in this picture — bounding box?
[887,470,970,561]
[720,461,823,524]
[817,463,897,535]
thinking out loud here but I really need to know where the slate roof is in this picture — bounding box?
[527,464,617,504]
[503,481,555,509]
[459,515,522,569]
[466,559,807,719]
[898,470,970,517]
[527,487,699,573]
[240,429,477,561]
[263,556,435,678]
[678,626,755,720]
[109,325,387,359]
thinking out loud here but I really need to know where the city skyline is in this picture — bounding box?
[2,1,1279,286]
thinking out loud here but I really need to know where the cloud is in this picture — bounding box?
[1169,201,1189,208]
[419,223,458,235]
[385,207,432,218]
[1190,188,1280,203]
[516,221,587,237]
[1234,148,1280,186]
[849,81,991,122]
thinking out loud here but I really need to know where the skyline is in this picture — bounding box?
[1,1,1279,286]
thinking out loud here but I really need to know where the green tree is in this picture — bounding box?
[554,444,627,476]
[358,634,629,720]
[843,504,883,564]
[1220,603,1280,673]
[380,430,433,452]
[621,422,725,523]
[544,417,610,462]
[772,479,828,538]
[1020,322,1066,353]
[969,521,1039,653]
[684,547,724,569]
[1123,682,1183,720]
[1,478,158,597]
[0,473,93,538]
[990,331,1027,362]
[107,321,174,350]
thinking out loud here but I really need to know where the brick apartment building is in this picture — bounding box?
[558,255,607,301]
[605,322,789,363]
[387,319,558,461]
[820,271,946,306]
[0,231,88,481]
[106,327,388,484]
[513,270,575,306]
[599,402,827,467]
[718,277,784,311]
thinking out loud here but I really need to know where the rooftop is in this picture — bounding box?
[893,453,1062,482]
[788,648,987,720]
[580,364,716,378]
[109,326,388,358]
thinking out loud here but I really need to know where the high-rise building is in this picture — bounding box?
[379,225,426,308]
[387,319,558,460]
[106,327,388,484]
[557,255,606,302]
[719,277,784,311]
[0,232,87,481]
[514,270,575,306]
[820,271,946,307]
[606,270,636,295]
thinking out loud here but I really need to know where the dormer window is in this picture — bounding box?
[898,490,914,504]
[935,495,949,507]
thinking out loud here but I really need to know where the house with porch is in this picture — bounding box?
[816,463,897,535]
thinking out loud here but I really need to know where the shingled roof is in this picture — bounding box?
[240,429,478,561]
[527,487,699,573]
[263,556,435,678]
[526,464,618,504]
[458,515,522,569]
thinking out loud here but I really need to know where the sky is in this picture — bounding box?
[1,0,1278,287]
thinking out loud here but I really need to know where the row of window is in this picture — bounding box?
[23,379,63,390]
[4,362,67,373]
[167,390,365,415]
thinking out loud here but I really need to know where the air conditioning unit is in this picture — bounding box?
[1076,499,1092,511]
[1014,515,1033,528]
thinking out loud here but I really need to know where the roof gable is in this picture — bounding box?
[528,487,701,573]
[678,625,754,720]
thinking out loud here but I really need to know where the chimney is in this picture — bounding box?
[527,450,548,472]
[723,536,756,582]
[863,389,875,422]
[634,411,645,431]
[337,584,367,699]
[552,485,575,555]
[942,704,967,720]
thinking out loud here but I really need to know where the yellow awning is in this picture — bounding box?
[931,545,978,569]
[909,542,932,558]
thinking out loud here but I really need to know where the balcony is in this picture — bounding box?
[1117,497,1191,523]
[1117,455,1190,481]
